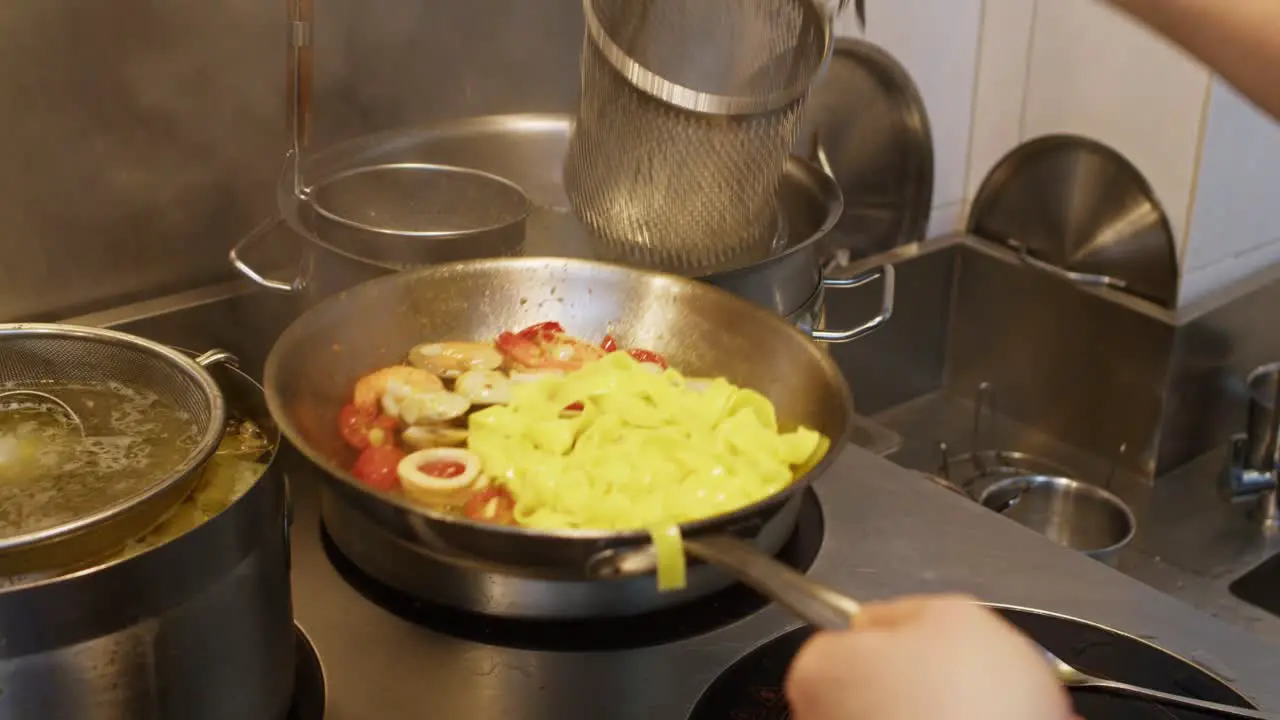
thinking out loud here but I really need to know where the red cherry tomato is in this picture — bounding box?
[338,404,399,450]
[600,334,619,353]
[628,349,668,369]
[515,321,566,343]
[463,487,517,525]
[419,460,468,479]
[352,445,405,491]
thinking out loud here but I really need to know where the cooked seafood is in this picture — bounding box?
[408,342,503,379]
[402,424,468,450]
[336,320,830,589]
[454,370,510,405]
[351,366,443,414]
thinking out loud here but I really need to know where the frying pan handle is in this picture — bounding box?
[229,217,308,294]
[684,534,861,630]
[809,264,896,344]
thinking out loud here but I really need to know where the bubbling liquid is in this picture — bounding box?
[0,416,270,590]
[0,381,199,538]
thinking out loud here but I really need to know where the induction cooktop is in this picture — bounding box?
[285,453,1258,720]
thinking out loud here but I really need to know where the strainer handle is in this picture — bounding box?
[193,349,240,368]
[810,264,896,343]
[229,217,306,295]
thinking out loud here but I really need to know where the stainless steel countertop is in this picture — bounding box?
[76,285,1280,716]
[878,390,1280,646]
[289,444,1280,717]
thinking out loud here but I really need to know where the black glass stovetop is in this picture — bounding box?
[688,607,1256,720]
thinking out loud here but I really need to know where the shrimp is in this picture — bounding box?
[408,342,503,379]
[352,365,444,412]
[496,333,606,372]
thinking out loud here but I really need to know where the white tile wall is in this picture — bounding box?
[966,0,1035,201]
[1181,79,1280,304]
[1020,0,1210,249]
[838,0,1280,307]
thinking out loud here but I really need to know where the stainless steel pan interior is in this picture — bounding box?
[264,257,853,592]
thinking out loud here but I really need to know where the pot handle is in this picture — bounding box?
[684,534,861,630]
[809,261,896,344]
[229,217,306,294]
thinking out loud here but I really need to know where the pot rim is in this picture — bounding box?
[0,354,281,596]
[0,325,229,574]
[307,162,532,238]
[978,474,1137,554]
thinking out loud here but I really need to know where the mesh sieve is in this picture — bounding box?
[564,0,832,274]
[0,324,227,574]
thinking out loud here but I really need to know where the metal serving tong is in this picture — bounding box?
[687,536,1276,719]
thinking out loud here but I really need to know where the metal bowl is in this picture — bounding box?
[978,475,1136,564]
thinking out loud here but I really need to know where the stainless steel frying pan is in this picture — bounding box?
[264,257,859,615]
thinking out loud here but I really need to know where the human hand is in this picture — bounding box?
[785,594,1077,720]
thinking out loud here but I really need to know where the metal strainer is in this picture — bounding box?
[564,0,833,273]
[0,324,229,575]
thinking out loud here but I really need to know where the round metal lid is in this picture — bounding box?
[795,37,935,258]
[968,134,1180,309]
[0,324,229,575]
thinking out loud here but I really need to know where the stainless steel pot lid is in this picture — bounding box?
[967,134,1180,309]
[0,324,229,575]
[795,38,935,258]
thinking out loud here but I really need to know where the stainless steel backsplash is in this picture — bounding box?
[846,236,1280,482]
[0,0,583,321]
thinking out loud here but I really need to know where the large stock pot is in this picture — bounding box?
[230,113,894,339]
[0,354,295,719]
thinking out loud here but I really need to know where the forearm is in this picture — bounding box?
[1109,0,1280,121]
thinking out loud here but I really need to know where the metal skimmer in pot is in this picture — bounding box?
[0,324,229,575]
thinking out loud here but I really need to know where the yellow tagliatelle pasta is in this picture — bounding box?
[466,351,830,587]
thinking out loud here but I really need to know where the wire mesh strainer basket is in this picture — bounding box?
[564,0,833,273]
[0,324,229,575]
